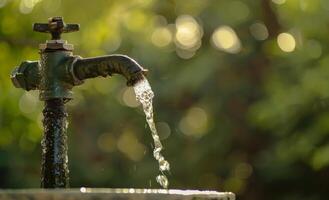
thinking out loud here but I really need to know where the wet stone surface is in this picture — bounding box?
[0,189,235,200]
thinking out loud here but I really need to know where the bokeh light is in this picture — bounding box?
[19,92,38,114]
[175,48,196,59]
[179,107,208,137]
[249,22,269,41]
[234,162,253,179]
[0,0,8,8]
[123,10,148,32]
[223,177,245,194]
[151,27,172,48]
[97,133,117,153]
[311,145,329,170]
[122,87,140,108]
[1,17,19,35]
[272,0,286,5]
[155,122,171,140]
[42,0,61,14]
[19,0,43,14]
[175,15,203,50]
[117,130,146,161]
[277,32,296,52]
[212,26,241,54]
[227,1,250,23]
[305,40,322,59]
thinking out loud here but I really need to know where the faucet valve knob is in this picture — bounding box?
[33,17,79,40]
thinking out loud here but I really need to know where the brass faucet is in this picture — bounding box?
[10,17,147,188]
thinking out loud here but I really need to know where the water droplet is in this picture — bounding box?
[159,160,170,171]
[156,175,168,189]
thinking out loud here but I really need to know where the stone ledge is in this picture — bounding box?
[0,188,235,200]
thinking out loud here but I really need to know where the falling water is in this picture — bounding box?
[133,78,170,189]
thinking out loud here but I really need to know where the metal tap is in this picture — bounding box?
[10,17,147,188]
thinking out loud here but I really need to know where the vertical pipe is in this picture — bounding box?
[41,98,69,188]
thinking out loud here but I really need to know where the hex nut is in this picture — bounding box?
[39,40,74,51]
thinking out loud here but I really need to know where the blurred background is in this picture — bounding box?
[0,0,328,199]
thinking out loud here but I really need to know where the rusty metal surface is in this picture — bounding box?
[0,189,235,200]
[33,17,79,40]
[39,51,74,101]
[73,54,148,86]
[10,61,40,90]
[41,99,69,188]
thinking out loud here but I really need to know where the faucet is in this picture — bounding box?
[10,17,147,188]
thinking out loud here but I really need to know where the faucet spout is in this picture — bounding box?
[72,54,148,86]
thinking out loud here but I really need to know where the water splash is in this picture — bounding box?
[133,78,170,188]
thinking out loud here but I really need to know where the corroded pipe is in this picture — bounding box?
[72,54,148,86]
[41,99,69,188]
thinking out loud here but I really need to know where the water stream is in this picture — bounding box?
[133,78,170,189]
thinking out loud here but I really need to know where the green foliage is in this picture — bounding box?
[0,0,328,199]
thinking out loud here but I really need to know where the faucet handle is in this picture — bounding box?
[33,17,79,40]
